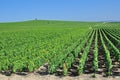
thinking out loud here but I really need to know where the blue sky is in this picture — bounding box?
[0,0,120,22]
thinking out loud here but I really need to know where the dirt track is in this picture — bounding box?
[0,73,120,80]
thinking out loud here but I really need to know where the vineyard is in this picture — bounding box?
[0,20,120,77]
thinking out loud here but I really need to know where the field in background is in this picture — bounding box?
[0,20,120,78]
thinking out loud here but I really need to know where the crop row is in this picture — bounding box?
[1,25,120,76]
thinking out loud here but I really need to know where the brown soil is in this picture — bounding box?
[0,73,120,80]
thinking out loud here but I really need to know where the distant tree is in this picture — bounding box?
[35,18,37,20]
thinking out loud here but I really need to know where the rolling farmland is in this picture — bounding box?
[0,20,120,79]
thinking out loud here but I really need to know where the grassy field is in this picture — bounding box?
[0,20,120,78]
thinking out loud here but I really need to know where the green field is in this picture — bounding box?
[0,20,120,76]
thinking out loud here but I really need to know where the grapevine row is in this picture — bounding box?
[78,30,95,74]
[93,29,98,72]
[102,29,120,63]
[99,29,112,76]
[62,30,94,75]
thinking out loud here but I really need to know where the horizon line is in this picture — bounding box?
[0,19,120,23]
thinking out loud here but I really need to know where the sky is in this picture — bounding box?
[0,0,120,22]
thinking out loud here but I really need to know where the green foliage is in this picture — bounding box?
[93,30,98,72]
[1,20,120,76]
[78,30,95,74]
[99,29,112,76]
